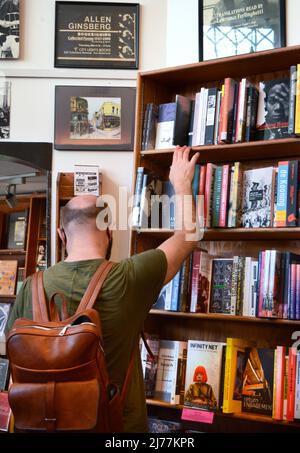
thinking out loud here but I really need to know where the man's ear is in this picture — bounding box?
[57,227,66,246]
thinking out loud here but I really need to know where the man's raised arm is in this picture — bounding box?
[158,146,201,284]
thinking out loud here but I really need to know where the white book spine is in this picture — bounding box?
[200,88,209,145]
[192,91,202,147]
[250,260,258,317]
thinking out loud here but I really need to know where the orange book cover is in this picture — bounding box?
[0,260,18,296]
[272,346,286,420]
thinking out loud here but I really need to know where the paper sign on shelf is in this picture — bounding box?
[181,408,215,424]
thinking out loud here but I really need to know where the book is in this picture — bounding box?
[132,167,144,228]
[287,347,297,421]
[255,77,290,140]
[245,84,259,142]
[144,103,159,150]
[222,337,255,414]
[139,174,163,229]
[189,250,212,314]
[209,259,233,314]
[241,166,275,228]
[286,160,298,227]
[0,260,18,296]
[154,340,188,404]
[173,94,192,146]
[155,102,177,149]
[6,210,27,249]
[184,339,225,411]
[204,87,218,145]
[242,347,275,416]
[140,335,159,398]
[148,417,182,433]
[0,392,11,432]
[0,302,11,335]
[275,161,289,227]
[0,357,9,391]
[288,65,297,136]
[74,165,100,196]
[272,346,286,420]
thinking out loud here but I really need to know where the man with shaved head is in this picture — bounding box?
[7,146,200,432]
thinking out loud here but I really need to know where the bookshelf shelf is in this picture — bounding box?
[146,399,300,429]
[132,45,300,433]
[0,250,26,255]
[149,309,300,325]
[141,138,300,165]
[135,227,300,241]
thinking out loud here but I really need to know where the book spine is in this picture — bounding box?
[219,164,230,227]
[287,160,298,226]
[245,85,259,142]
[227,165,235,227]
[288,65,297,135]
[231,162,242,228]
[170,269,181,311]
[296,264,300,320]
[212,166,223,227]
[230,256,239,315]
[214,90,222,145]
[199,88,208,145]
[287,348,297,422]
[189,250,201,313]
[250,260,258,317]
[289,263,297,320]
[283,253,290,319]
[275,161,289,227]
[204,163,216,227]
[222,339,232,413]
[204,88,218,145]
[192,90,204,146]
[295,64,300,135]
[267,250,276,318]
[257,251,265,317]
[175,342,187,405]
[236,78,247,143]
[295,351,300,419]
[273,346,286,420]
[236,256,245,316]
[187,100,195,147]
[220,78,236,143]
[141,103,150,150]
[132,167,144,227]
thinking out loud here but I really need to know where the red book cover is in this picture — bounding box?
[273,346,286,420]
[219,164,230,227]
[287,347,297,421]
[199,165,207,197]
[0,391,11,432]
[219,78,236,143]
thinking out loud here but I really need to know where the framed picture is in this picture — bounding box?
[54,85,136,151]
[0,0,20,59]
[54,1,139,69]
[199,0,286,61]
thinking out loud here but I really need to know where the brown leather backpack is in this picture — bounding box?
[6,260,134,433]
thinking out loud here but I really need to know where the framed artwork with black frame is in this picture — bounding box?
[54,1,139,69]
[199,0,286,61]
[54,85,136,151]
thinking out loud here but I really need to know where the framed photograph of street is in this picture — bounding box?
[199,0,286,61]
[54,1,139,69]
[54,85,136,151]
[0,0,20,59]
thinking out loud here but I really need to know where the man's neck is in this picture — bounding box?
[64,244,107,262]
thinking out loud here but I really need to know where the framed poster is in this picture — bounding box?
[54,1,139,69]
[199,0,286,61]
[54,85,136,151]
[0,81,11,139]
[0,0,19,59]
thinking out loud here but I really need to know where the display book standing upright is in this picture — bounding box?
[130,45,300,433]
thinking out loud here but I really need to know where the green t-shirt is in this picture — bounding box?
[7,249,167,433]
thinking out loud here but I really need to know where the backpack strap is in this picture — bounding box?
[31,271,50,322]
[75,260,114,314]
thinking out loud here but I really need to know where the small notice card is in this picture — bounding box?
[181,408,214,424]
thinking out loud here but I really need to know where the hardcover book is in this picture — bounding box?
[241,166,275,228]
[0,357,9,391]
[209,259,233,314]
[242,347,275,416]
[155,102,176,149]
[173,94,192,147]
[0,302,11,335]
[6,210,27,249]
[154,340,188,404]
[255,78,290,140]
[184,340,225,411]
[0,260,18,296]
[140,335,159,398]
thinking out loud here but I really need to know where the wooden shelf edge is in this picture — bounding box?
[133,227,300,241]
[140,138,300,156]
[149,309,300,325]
[0,249,26,255]
[146,399,300,427]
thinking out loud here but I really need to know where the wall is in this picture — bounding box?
[1,0,168,263]
[2,0,300,263]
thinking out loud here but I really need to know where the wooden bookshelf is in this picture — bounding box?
[131,45,300,433]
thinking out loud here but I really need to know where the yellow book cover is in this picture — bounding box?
[222,337,254,414]
[295,64,300,135]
